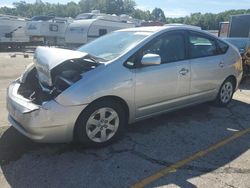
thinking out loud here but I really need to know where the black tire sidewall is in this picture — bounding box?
[215,78,235,107]
[75,100,126,146]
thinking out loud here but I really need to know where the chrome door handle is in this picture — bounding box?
[219,62,224,68]
[179,68,189,75]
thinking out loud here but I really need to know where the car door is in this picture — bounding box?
[134,31,191,118]
[188,31,226,101]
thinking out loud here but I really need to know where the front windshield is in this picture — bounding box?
[78,31,150,61]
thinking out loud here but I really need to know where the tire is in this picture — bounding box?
[75,99,126,146]
[214,77,235,107]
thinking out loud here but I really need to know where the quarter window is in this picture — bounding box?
[217,40,229,54]
[189,33,217,58]
[142,33,186,64]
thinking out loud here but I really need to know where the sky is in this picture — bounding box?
[1,0,250,18]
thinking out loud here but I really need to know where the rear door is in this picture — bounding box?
[187,31,226,100]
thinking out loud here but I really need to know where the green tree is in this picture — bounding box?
[132,9,151,20]
[1,0,250,31]
[12,1,28,16]
[78,0,135,15]
[0,6,17,15]
[151,8,166,23]
[64,2,81,18]
[121,0,136,14]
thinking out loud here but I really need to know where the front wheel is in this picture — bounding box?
[75,100,126,146]
[214,78,235,107]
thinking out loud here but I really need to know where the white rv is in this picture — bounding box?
[65,10,140,47]
[0,14,30,49]
[26,15,73,46]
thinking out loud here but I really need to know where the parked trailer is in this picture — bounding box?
[26,15,73,46]
[1,12,141,49]
[218,21,229,37]
[218,14,250,38]
[0,14,31,50]
[65,10,140,48]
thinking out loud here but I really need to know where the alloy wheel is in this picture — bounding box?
[220,81,233,104]
[86,107,119,143]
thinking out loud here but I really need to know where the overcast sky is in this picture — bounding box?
[1,0,250,17]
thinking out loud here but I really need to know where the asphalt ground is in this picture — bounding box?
[0,52,250,188]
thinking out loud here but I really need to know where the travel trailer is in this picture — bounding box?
[65,10,141,48]
[218,21,230,37]
[0,14,30,49]
[26,15,73,46]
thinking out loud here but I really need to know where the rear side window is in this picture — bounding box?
[188,33,217,58]
[217,40,229,54]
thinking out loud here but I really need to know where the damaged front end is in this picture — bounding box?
[18,46,100,105]
[7,46,99,142]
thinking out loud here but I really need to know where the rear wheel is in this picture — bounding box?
[75,100,126,146]
[214,78,235,107]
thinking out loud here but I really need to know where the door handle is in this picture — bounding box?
[219,62,224,68]
[179,68,189,75]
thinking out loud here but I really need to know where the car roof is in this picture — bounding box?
[119,24,201,33]
[119,25,222,43]
[118,26,164,33]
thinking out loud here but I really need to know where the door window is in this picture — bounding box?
[99,29,107,36]
[142,33,186,64]
[188,33,217,58]
[49,24,58,32]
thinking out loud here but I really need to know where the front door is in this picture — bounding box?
[135,31,191,118]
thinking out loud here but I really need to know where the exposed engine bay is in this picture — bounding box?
[18,58,99,105]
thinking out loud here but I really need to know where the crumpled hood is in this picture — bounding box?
[34,46,87,86]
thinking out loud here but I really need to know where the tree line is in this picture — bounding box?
[1,0,250,30]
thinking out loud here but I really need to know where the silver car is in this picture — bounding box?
[7,26,243,146]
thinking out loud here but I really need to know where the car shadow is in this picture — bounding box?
[0,80,250,187]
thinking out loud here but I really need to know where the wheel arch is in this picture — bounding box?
[225,75,237,91]
[73,95,130,140]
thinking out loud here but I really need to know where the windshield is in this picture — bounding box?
[78,31,150,61]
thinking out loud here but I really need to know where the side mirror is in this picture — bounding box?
[141,53,161,66]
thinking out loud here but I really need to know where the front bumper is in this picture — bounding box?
[6,81,87,143]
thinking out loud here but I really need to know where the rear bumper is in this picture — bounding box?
[7,81,87,143]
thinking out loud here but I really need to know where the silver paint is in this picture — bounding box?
[7,26,243,143]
